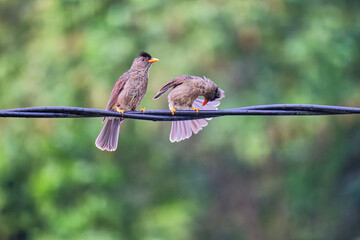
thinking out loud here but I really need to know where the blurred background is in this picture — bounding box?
[0,0,360,239]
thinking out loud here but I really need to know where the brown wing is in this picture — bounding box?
[153,75,192,99]
[105,71,130,111]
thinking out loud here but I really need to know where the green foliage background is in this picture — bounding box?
[0,0,360,239]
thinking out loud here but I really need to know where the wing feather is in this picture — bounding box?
[105,72,130,111]
[153,75,192,99]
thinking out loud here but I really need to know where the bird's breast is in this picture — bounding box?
[127,76,148,96]
[119,75,148,110]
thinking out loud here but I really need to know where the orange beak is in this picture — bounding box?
[202,99,208,106]
[148,58,159,63]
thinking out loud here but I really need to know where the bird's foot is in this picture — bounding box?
[115,107,125,116]
[171,105,176,115]
[140,108,146,113]
[191,107,199,113]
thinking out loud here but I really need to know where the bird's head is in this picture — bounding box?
[131,51,159,70]
[202,76,225,106]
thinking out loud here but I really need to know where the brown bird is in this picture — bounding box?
[96,51,159,151]
[153,75,225,142]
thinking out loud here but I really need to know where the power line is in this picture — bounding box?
[0,104,359,121]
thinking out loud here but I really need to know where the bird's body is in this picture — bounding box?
[167,75,205,109]
[96,52,158,151]
[115,70,149,111]
[154,75,225,142]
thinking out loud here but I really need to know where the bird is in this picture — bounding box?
[95,51,159,151]
[153,75,225,142]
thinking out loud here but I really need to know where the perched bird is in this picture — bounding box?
[96,51,159,151]
[153,75,225,142]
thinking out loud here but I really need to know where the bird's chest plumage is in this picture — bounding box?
[119,72,148,110]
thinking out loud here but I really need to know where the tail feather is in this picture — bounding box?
[192,98,220,120]
[180,121,186,140]
[184,121,191,139]
[178,121,183,140]
[170,121,176,141]
[190,119,201,134]
[169,98,219,142]
[192,98,220,110]
[95,118,123,151]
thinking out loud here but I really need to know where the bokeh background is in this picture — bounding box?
[0,0,360,239]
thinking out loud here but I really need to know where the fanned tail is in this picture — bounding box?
[95,118,123,151]
[169,98,220,142]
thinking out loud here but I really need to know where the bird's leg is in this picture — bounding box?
[171,105,176,115]
[134,108,146,113]
[115,106,125,116]
[191,107,199,113]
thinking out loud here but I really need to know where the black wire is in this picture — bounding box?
[0,104,359,121]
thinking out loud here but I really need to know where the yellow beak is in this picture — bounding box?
[148,58,159,63]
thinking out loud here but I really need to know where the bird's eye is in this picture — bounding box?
[142,58,146,62]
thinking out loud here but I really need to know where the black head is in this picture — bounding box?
[131,51,159,70]
[139,51,152,59]
[203,76,225,101]
[205,87,225,101]
[214,87,225,100]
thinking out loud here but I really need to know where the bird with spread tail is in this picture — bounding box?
[96,51,159,151]
[153,75,225,142]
